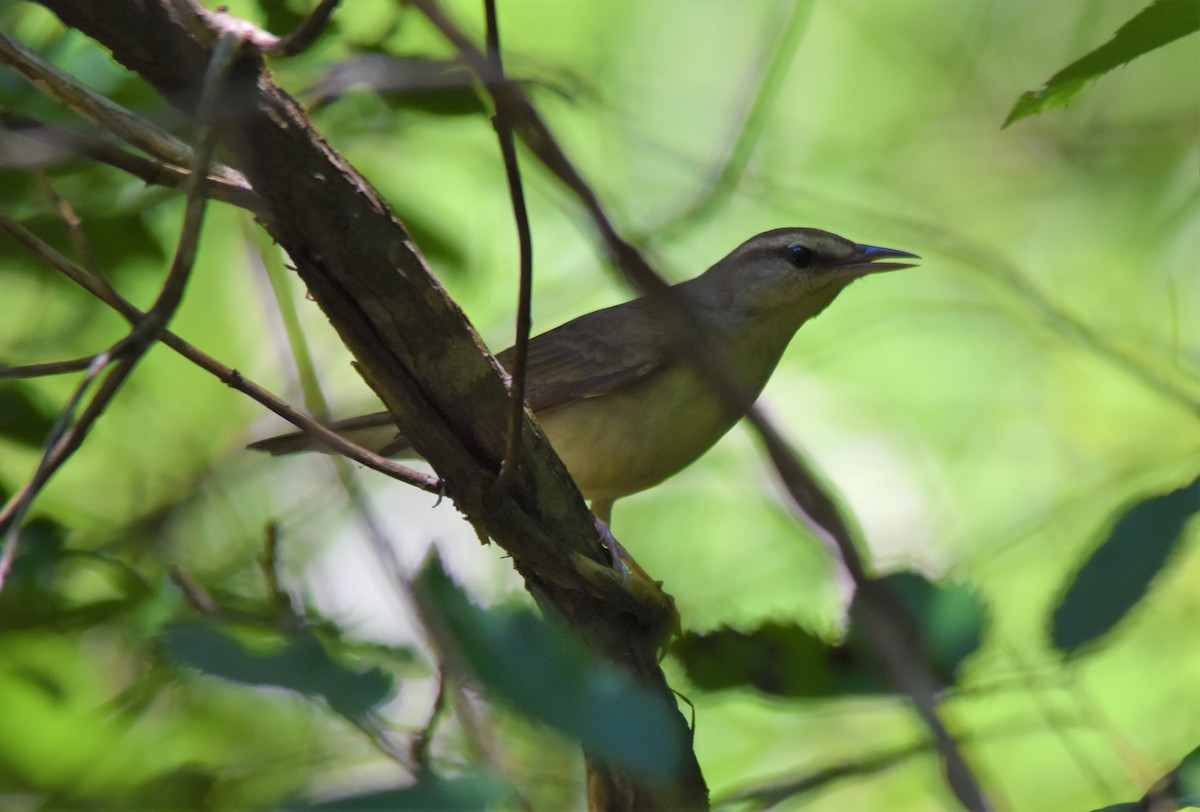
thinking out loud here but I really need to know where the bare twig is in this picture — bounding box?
[169,565,221,615]
[0,352,108,584]
[258,522,298,617]
[483,0,535,496]
[267,0,342,56]
[0,355,99,379]
[34,171,104,277]
[0,212,438,491]
[0,35,243,589]
[0,109,263,212]
[0,30,246,185]
[411,669,449,772]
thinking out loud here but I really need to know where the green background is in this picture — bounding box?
[1,0,1197,809]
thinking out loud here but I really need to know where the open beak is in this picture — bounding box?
[840,244,920,275]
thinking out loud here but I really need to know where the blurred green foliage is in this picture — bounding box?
[1,0,1197,810]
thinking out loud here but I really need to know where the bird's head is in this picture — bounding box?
[694,227,918,321]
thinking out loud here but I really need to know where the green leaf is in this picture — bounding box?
[674,621,886,698]
[848,571,988,687]
[0,382,57,447]
[414,552,684,781]
[160,622,394,720]
[307,55,485,117]
[675,573,986,698]
[1090,743,1200,810]
[0,521,158,632]
[1051,476,1200,656]
[1004,0,1200,126]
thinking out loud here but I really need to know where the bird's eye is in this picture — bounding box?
[786,244,815,268]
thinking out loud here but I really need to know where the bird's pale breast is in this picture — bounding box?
[535,362,739,502]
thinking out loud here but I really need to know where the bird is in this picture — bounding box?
[250,227,917,526]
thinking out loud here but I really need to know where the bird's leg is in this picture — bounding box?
[590,499,656,581]
[591,498,613,528]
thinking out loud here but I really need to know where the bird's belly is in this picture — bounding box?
[536,366,738,502]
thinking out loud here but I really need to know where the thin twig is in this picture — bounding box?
[0,109,263,212]
[946,235,1200,417]
[484,0,535,496]
[0,352,109,585]
[411,669,449,772]
[0,35,244,588]
[0,212,438,492]
[168,565,221,615]
[267,0,342,56]
[258,521,299,618]
[34,171,104,278]
[0,355,99,379]
[0,30,246,186]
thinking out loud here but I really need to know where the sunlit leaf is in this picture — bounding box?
[1051,476,1200,656]
[1005,0,1200,126]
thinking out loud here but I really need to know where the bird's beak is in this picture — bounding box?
[839,244,920,275]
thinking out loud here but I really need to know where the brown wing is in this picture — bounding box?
[250,298,675,457]
[496,297,677,414]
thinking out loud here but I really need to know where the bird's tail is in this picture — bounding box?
[247,411,406,456]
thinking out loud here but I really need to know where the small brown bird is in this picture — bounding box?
[251,228,917,524]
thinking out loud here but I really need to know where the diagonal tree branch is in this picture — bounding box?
[25,2,705,808]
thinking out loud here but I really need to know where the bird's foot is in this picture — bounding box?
[594,516,658,583]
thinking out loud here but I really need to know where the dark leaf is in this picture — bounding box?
[848,571,987,687]
[307,55,485,117]
[674,621,886,698]
[414,552,683,781]
[1052,476,1200,656]
[675,572,986,698]
[0,382,57,447]
[160,622,394,720]
[128,765,219,812]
